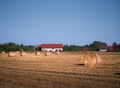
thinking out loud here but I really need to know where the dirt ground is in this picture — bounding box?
[0,52,120,88]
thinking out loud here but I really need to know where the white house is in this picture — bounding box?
[40,44,63,52]
[99,46,108,52]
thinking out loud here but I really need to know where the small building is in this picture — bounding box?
[108,45,120,51]
[108,46,114,51]
[40,44,64,52]
[99,46,108,52]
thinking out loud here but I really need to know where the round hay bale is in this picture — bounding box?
[44,52,51,56]
[55,51,60,55]
[8,52,18,57]
[1,51,5,54]
[20,52,27,56]
[84,53,97,67]
[34,51,41,56]
[34,51,37,56]
[95,53,102,65]
[84,53,102,67]
[16,51,21,55]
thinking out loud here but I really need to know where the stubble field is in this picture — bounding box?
[0,52,120,88]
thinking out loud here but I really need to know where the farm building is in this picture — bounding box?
[108,45,120,51]
[40,44,64,52]
[99,46,108,52]
[108,46,114,51]
[99,45,120,52]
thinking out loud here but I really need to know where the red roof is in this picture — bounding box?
[99,46,108,49]
[40,44,63,48]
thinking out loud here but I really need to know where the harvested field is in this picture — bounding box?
[0,52,120,88]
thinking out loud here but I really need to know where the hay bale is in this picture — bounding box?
[84,53,102,67]
[8,52,18,57]
[55,51,60,55]
[16,51,21,55]
[1,51,5,54]
[44,52,51,56]
[96,53,102,65]
[34,51,41,56]
[34,51,37,56]
[20,52,27,56]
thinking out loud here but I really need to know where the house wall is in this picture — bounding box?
[42,48,63,52]
[99,49,107,52]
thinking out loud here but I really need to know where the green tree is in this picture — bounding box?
[112,42,117,46]
[63,45,70,51]
[2,42,18,52]
[0,42,34,52]
[63,45,80,52]
[69,45,80,52]
[88,41,107,51]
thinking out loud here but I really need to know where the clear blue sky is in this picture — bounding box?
[0,0,120,45]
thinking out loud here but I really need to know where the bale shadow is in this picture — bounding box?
[75,64,85,67]
[114,72,120,76]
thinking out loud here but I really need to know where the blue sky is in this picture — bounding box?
[0,0,120,45]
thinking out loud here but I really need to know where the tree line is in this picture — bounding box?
[0,42,34,52]
[0,41,120,52]
[63,41,107,52]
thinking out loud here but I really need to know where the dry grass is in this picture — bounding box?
[0,52,120,88]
